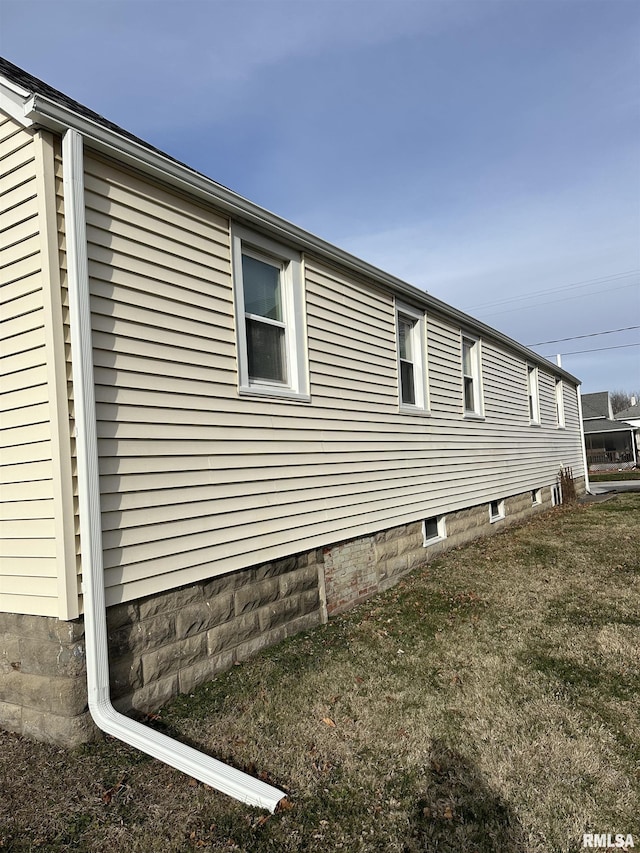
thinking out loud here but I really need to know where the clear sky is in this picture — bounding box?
[2,0,639,394]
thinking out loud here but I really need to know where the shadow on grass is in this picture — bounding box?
[405,740,526,853]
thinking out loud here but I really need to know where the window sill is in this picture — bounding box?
[423,536,445,548]
[529,421,541,427]
[239,385,311,403]
[463,412,485,421]
[399,405,431,417]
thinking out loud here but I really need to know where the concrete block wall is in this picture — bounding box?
[0,478,585,746]
[322,482,584,616]
[0,551,322,746]
[107,550,323,717]
[0,613,93,746]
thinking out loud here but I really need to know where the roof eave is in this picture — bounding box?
[23,91,581,386]
[0,77,34,126]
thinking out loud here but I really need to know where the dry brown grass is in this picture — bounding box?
[1,495,639,852]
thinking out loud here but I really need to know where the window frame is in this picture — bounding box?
[232,224,309,401]
[423,514,446,546]
[555,378,565,428]
[489,498,505,523]
[527,364,540,425]
[396,301,429,414]
[531,488,542,506]
[461,334,484,418]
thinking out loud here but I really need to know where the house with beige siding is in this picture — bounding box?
[1,59,589,755]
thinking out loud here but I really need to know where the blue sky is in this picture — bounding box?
[2,0,639,394]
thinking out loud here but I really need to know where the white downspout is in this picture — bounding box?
[62,129,285,812]
[576,386,591,495]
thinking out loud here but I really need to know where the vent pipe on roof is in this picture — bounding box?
[62,128,285,812]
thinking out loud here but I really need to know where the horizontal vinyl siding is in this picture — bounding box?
[84,154,235,603]
[85,154,585,606]
[427,316,463,416]
[0,116,57,618]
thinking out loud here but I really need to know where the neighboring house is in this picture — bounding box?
[581,391,614,421]
[1,59,588,748]
[581,392,638,470]
[615,398,640,430]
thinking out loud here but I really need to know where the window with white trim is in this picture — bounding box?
[232,225,308,400]
[531,488,542,506]
[555,378,565,428]
[462,335,483,416]
[423,515,446,546]
[489,499,505,522]
[527,365,540,424]
[396,302,428,412]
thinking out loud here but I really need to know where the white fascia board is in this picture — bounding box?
[584,426,635,434]
[0,77,34,126]
[24,93,581,388]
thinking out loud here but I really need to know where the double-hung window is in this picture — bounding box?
[396,302,428,412]
[527,365,540,424]
[232,225,309,400]
[555,378,565,428]
[242,251,286,382]
[462,335,483,416]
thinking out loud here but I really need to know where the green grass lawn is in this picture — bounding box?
[2,496,639,853]
[589,471,640,481]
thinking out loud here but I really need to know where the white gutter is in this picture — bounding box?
[576,388,592,495]
[62,128,286,813]
[23,91,581,387]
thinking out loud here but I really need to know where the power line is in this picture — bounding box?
[527,325,640,347]
[476,280,639,319]
[463,269,639,312]
[541,342,640,357]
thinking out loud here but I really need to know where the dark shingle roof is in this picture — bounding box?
[581,391,611,419]
[583,417,635,435]
[615,403,640,420]
[0,56,212,181]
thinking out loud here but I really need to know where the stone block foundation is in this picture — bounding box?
[107,550,323,718]
[0,479,584,745]
[322,480,584,615]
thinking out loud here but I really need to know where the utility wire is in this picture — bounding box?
[464,269,639,312]
[527,325,640,347]
[541,342,640,357]
[475,281,639,319]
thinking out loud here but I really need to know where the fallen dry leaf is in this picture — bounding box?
[321,717,336,728]
[101,777,126,805]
